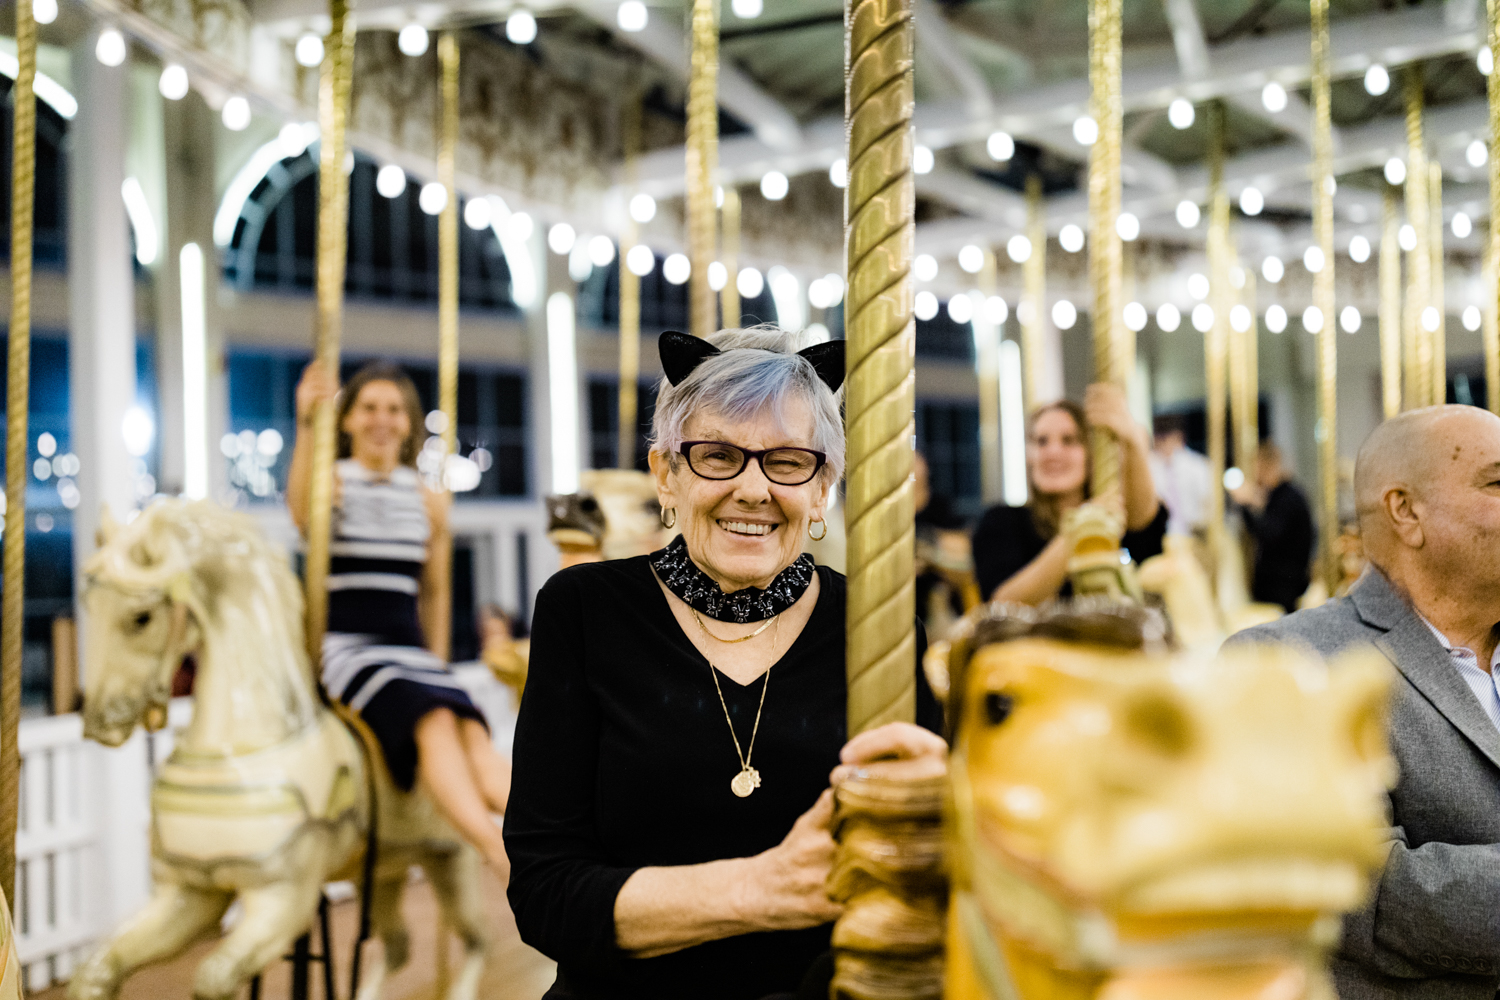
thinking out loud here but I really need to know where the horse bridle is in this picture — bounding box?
[83,573,195,732]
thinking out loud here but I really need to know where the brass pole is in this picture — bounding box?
[1311,0,1339,595]
[685,0,719,338]
[1490,0,1500,413]
[1021,173,1046,413]
[1429,161,1446,404]
[428,32,460,661]
[1230,258,1258,466]
[1205,101,1229,562]
[976,253,1002,504]
[1087,0,1126,500]
[0,0,35,906]
[1379,188,1403,418]
[843,0,916,735]
[721,187,741,328]
[1488,235,1500,414]
[1404,66,1431,408]
[1244,268,1259,453]
[618,92,642,469]
[303,0,355,665]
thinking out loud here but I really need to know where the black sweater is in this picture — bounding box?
[504,556,942,1000]
[971,503,1168,601]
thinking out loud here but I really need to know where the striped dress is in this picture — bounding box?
[321,459,486,790]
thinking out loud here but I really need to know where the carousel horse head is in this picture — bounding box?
[944,600,1395,1000]
[80,499,311,746]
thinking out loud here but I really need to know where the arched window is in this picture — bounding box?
[222,149,514,309]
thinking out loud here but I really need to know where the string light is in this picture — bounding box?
[398,24,430,56]
[987,131,1014,162]
[1156,303,1181,332]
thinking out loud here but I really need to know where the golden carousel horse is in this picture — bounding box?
[68,500,489,1000]
[939,601,1395,1000]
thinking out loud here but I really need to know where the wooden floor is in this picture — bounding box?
[33,865,556,1000]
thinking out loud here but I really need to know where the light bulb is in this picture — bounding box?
[1399,224,1417,251]
[1073,116,1098,146]
[1059,224,1084,253]
[1422,306,1440,332]
[1231,304,1252,332]
[987,131,1014,162]
[947,295,974,324]
[1303,305,1324,333]
[589,235,615,267]
[1006,235,1031,263]
[1453,212,1472,239]
[626,244,655,276]
[1469,140,1489,168]
[506,10,538,44]
[663,253,690,285]
[221,96,251,131]
[418,182,448,215]
[914,290,939,321]
[760,170,789,200]
[1464,305,1483,331]
[983,296,1008,325]
[398,24,430,56]
[96,29,127,67]
[1123,301,1147,332]
[707,261,727,291]
[158,63,189,101]
[1481,46,1494,76]
[1239,186,1264,216]
[1348,235,1370,262]
[829,158,847,188]
[1156,303,1181,332]
[731,0,763,18]
[1261,81,1287,113]
[1176,200,1200,228]
[1052,300,1077,330]
[1116,212,1140,241]
[1265,304,1288,333]
[295,33,324,67]
[33,0,56,25]
[1340,306,1362,333]
[1303,245,1325,273]
[914,254,938,282]
[1364,63,1390,96]
[617,0,648,30]
[958,245,984,273]
[1384,157,1406,185]
[737,266,764,298]
[629,193,656,223]
[1168,98,1195,130]
[375,164,406,199]
[1192,303,1214,332]
[548,222,576,255]
[1187,272,1210,301]
[464,197,492,230]
[913,145,934,174]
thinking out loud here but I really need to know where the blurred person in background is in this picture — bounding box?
[1148,413,1212,537]
[1228,443,1314,613]
[971,385,1165,604]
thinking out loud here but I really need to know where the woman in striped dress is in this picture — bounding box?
[288,359,511,871]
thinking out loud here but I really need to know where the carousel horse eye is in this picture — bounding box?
[133,611,153,629]
[984,691,1014,726]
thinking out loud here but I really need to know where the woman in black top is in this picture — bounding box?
[972,385,1166,603]
[505,329,945,1000]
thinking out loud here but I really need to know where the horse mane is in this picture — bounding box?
[89,499,315,686]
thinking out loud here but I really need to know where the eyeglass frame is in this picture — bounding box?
[677,440,828,486]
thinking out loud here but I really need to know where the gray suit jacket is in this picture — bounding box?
[1227,569,1500,1000]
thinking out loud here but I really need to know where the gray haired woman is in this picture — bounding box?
[505,328,945,1000]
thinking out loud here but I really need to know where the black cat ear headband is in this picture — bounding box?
[658,330,845,392]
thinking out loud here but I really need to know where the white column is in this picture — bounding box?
[68,31,136,637]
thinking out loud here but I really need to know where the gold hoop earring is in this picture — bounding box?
[808,519,827,541]
[661,507,677,529]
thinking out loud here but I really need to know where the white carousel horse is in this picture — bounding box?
[68,499,489,1000]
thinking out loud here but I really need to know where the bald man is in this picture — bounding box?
[1227,405,1500,1000]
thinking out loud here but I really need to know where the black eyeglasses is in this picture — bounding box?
[679,441,827,486]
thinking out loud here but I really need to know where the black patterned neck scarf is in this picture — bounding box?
[650,534,816,623]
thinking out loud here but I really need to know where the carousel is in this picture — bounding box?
[0,0,1488,994]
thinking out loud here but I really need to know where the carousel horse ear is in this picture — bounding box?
[659,331,722,386]
[97,504,120,548]
[797,339,846,393]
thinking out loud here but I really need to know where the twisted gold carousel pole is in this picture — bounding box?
[1404,66,1431,409]
[430,31,460,661]
[303,0,355,664]
[1231,260,1259,465]
[1021,173,1046,413]
[1205,101,1229,561]
[618,92,642,468]
[721,187,741,328]
[1088,0,1126,500]
[1487,238,1500,414]
[0,0,35,907]
[1489,0,1500,413]
[1380,188,1402,417]
[1311,0,1339,595]
[1428,161,1446,404]
[976,252,1002,503]
[685,0,719,338]
[843,0,916,735]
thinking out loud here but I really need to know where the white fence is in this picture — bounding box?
[12,667,517,993]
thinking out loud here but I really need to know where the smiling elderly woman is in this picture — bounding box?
[505,328,945,1000]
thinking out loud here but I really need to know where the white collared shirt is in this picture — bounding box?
[1419,615,1500,733]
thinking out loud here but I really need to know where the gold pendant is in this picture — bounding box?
[730,766,761,797]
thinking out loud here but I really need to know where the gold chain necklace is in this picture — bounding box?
[691,607,778,643]
[704,615,779,797]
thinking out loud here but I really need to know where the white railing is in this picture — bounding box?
[12,666,517,993]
